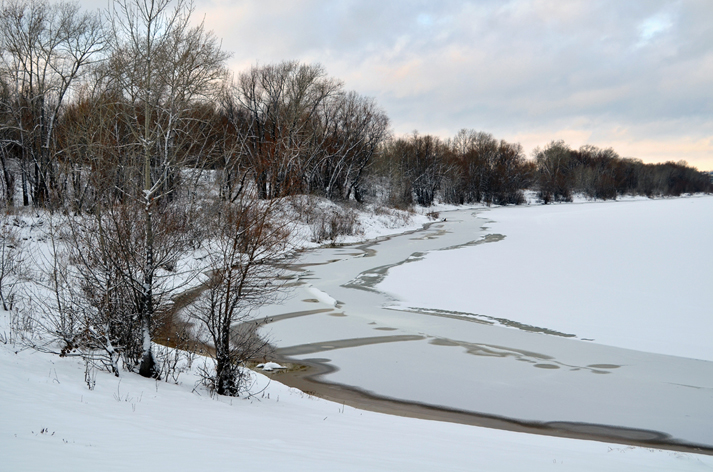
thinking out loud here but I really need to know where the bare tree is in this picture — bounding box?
[311,91,389,201]
[0,212,22,311]
[15,216,124,376]
[233,62,342,199]
[104,0,227,377]
[448,129,498,204]
[189,195,292,396]
[375,133,446,207]
[0,0,104,207]
[535,140,575,203]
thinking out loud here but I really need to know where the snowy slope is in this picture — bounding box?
[2,310,712,471]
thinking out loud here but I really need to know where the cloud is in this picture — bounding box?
[636,10,674,47]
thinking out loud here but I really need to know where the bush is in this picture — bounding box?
[311,207,361,243]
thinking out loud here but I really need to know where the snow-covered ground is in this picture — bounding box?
[287,196,433,247]
[3,310,712,472]
[380,195,713,362]
[3,196,713,471]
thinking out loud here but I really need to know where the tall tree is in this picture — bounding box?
[535,140,575,203]
[0,0,104,207]
[312,91,389,201]
[233,62,342,199]
[105,0,227,377]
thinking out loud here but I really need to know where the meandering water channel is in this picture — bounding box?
[256,208,713,452]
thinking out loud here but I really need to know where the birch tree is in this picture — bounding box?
[104,0,227,377]
[0,0,104,207]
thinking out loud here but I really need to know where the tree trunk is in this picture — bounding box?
[0,149,14,206]
[138,191,156,378]
[21,157,29,206]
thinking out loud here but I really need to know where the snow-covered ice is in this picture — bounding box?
[260,195,713,449]
[380,196,713,362]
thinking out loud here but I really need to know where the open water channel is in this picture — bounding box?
[257,208,713,451]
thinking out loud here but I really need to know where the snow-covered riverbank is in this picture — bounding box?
[3,308,712,471]
[3,196,713,471]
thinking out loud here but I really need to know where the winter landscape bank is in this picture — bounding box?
[2,0,712,469]
[3,195,712,471]
[260,195,713,452]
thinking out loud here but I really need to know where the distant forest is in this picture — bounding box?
[373,133,712,207]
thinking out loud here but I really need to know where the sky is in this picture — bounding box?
[85,0,713,170]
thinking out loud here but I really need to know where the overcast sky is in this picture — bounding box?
[86,0,713,170]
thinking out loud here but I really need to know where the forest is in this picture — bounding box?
[1,0,710,395]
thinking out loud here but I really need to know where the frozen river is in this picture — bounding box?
[258,205,713,450]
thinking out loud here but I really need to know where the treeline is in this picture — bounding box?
[0,1,388,212]
[366,132,711,207]
[1,0,710,214]
[533,141,712,203]
[370,130,534,207]
[0,0,710,212]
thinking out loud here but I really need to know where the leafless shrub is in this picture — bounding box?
[310,207,361,243]
[369,204,413,229]
[16,211,180,379]
[153,344,194,384]
[288,195,363,244]
[0,213,24,311]
[192,317,273,397]
[0,329,14,345]
[188,196,290,396]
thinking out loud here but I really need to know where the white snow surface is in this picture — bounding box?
[3,196,713,470]
[256,361,285,371]
[285,196,432,248]
[306,284,339,307]
[380,196,713,362]
[2,311,712,471]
